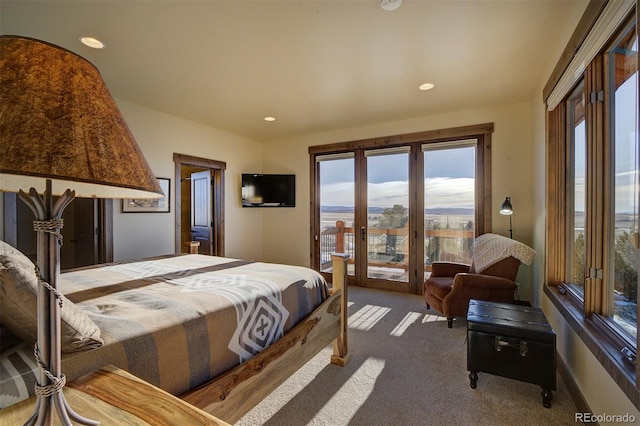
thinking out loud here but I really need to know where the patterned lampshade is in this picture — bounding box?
[0,35,162,199]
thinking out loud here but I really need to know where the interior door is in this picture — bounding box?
[4,194,110,269]
[67,198,99,268]
[190,169,213,255]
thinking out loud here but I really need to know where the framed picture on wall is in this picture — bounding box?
[121,177,170,213]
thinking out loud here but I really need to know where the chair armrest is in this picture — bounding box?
[430,262,470,277]
[442,274,518,319]
[452,273,517,290]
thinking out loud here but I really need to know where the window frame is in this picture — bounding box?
[545,7,640,408]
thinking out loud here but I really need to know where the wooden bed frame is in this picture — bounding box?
[181,253,350,423]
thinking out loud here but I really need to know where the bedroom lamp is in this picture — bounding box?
[499,196,514,239]
[0,35,163,425]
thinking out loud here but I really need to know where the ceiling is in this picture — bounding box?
[1,1,580,142]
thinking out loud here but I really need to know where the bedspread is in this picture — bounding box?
[1,254,329,408]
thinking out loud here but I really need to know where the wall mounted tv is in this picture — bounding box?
[242,174,295,207]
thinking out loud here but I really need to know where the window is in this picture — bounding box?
[546,9,639,406]
[567,81,587,297]
[608,22,638,339]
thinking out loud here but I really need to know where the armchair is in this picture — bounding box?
[423,233,535,328]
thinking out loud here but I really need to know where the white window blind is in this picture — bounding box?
[547,0,634,111]
[364,146,411,157]
[422,139,477,152]
[315,152,355,162]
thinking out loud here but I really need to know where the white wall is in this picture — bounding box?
[112,99,265,262]
[262,102,537,299]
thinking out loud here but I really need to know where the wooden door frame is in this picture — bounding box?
[173,153,226,256]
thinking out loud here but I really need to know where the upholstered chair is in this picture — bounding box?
[423,233,535,328]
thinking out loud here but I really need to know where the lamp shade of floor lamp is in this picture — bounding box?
[0,35,163,425]
[500,196,513,239]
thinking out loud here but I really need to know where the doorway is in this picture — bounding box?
[173,153,226,256]
[3,194,113,270]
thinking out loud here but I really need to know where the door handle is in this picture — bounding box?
[361,226,366,241]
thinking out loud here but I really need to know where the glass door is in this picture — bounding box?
[423,142,476,274]
[318,154,356,278]
[365,148,410,291]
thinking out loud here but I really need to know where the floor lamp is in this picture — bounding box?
[500,196,514,239]
[0,36,163,425]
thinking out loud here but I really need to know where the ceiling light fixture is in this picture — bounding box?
[264,116,276,122]
[380,0,402,11]
[419,83,435,91]
[79,36,106,49]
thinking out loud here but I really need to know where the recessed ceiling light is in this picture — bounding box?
[419,83,435,91]
[79,36,106,49]
[264,116,276,122]
[380,0,402,11]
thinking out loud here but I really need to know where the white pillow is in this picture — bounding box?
[0,240,103,353]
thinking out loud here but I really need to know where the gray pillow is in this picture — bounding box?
[0,240,103,353]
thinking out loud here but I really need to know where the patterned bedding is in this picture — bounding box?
[1,254,329,409]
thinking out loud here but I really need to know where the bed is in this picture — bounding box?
[0,243,349,423]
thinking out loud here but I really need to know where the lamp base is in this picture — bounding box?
[26,390,100,426]
[509,215,513,239]
[19,181,99,426]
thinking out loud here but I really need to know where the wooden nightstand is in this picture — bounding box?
[0,365,230,425]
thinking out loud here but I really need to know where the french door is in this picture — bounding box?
[316,148,412,292]
[311,125,492,294]
[364,148,411,291]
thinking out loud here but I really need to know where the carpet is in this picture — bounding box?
[236,286,578,425]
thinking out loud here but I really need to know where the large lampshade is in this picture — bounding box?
[0,35,162,198]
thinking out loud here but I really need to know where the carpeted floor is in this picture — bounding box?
[236,286,578,426]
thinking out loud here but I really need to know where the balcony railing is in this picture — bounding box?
[320,220,474,273]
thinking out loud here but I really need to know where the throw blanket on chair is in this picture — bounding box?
[473,233,536,273]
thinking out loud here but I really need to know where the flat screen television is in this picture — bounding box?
[242,174,295,207]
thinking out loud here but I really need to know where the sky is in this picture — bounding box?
[613,73,639,215]
[319,145,475,209]
[573,70,639,216]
